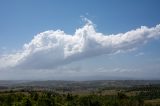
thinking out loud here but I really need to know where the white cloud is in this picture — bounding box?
[0,19,160,71]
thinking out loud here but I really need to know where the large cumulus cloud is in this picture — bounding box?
[0,19,160,70]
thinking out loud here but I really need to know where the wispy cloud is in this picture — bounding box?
[135,52,144,56]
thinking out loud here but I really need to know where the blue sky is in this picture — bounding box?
[1,0,160,49]
[0,0,160,80]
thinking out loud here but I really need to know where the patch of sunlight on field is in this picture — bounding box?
[145,99,160,105]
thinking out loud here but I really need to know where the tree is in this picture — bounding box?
[21,98,32,106]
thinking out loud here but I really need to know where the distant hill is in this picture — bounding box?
[0,80,160,88]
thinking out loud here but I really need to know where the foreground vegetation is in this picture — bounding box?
[0,91,144,106]
[0,85,160,106]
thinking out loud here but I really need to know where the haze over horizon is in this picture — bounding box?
[0,0,160,80]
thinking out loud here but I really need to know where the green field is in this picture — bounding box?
[0,80,160,106]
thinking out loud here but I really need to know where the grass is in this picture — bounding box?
[144,99,160,105]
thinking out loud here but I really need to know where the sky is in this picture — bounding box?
[0,0,160,80]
